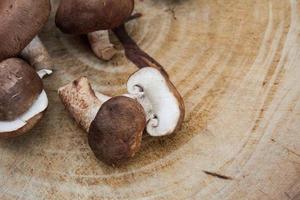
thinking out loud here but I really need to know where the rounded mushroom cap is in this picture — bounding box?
[0,58,43,121]
[0,0,51,60]
[55,0,134,34]
[88,96,146,165]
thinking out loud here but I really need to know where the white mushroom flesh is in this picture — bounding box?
[127,67,181,136]
[0,90,48,133]
[37,69,53,78]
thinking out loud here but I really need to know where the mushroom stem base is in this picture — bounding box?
[58,77,109,132]
[88,31,117,61]
[20,36,53,71]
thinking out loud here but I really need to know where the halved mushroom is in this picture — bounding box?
[59,77,145,165]
[55,0,134,61]
[0,58,51,138]
[0,0,52,70]
[127,67,185,136]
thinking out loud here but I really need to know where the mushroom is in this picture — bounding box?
[58,67,184,164]
[55,0,134,61]
[0,0,52,70]
[58,77,146,165]
[127,67,185,136]
[0,58,51,138]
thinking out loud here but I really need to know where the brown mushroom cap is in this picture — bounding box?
[0,58,43,121]
[88,96,146,165]
[55,0,134,34]
[0,0,51,60]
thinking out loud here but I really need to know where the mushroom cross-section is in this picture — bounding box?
[127,67,185,137]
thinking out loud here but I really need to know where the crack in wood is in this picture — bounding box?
[285,192,292,200]
[202,170,233,180]
[271,139,300,157]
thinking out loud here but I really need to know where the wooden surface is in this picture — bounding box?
[1,0,300,199]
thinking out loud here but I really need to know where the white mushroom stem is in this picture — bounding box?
[20,36,53,71]
[58,77,110,132]
[37,69,53,79]
[87,30,117,61]
[95,91,111,102]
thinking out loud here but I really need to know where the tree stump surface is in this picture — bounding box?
[0,0,299,199]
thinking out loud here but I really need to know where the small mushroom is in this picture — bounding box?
[58,77,145,165]
[55,0,134,61]
[0,58,51,138]
[0,0,52,70]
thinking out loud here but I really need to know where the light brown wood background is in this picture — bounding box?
[1,0,299,199]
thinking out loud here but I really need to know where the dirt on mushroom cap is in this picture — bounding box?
[88,96,146,165]
[55,0,134,34]
[0,58,43,121]
[0,0,51,60]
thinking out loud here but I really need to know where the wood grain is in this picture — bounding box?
[0,0,299,199]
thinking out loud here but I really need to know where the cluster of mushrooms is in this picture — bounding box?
[0,0,185,165]
[0,0,53,138]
